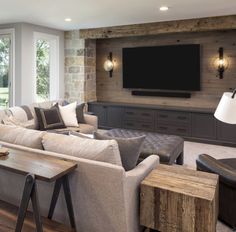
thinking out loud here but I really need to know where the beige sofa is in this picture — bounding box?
[0,101,159,232]
[0,100,98,134]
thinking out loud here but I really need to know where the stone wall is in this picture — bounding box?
[64,31,96,104]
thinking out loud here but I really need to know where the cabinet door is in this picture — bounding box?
[107,107,124,128]
[217,121,236,143]
[89,105,107,127]
[192,113,216,139]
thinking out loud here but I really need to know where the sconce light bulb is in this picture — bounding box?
[104,60,114,72]
[219,59,225,67]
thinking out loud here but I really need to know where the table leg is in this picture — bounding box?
[15,174,43,232]
[62,175,76,228]
[31,182,43,232]
[48,175,76,229]
[48,178,63,219]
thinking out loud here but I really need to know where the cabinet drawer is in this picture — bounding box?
[156,123,190,136]
[123,120,154,131]
[171,125,190,136]
[124,108,155,121]
[157,111,190,124]
[156,125,172,134]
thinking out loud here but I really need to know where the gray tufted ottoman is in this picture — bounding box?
[105,128,184,165]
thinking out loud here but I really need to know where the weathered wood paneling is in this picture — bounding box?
[140,165,219,232]
[80,15,236,39]
[96,30,236,109]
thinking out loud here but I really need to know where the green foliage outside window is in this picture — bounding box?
[0,38,10,88]
[36,39,50,102]
[0,37,10,109]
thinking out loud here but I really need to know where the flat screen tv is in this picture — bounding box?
[122,44,200,91]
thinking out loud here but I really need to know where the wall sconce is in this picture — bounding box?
[215,47,228,79]
[103,52,114,78]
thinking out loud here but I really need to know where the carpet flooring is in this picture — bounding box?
[184,141,236,232]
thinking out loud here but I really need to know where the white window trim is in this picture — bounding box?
[33,32,60,102]
[0,28,15,107]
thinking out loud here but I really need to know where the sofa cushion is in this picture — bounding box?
[42,133,122,166]
[0,124,46,149]
[0,109,11,124]
[70,131,94,139]
[94,132,146,171]
[79,123,95,134]
[2,116,35,129]
[47,127,80,135]
[35,105,66,130]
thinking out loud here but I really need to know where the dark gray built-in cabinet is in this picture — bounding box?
[88,101,236,147]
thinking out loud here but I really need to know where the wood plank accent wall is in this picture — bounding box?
[80,15,236,39]
[96,30,236,108]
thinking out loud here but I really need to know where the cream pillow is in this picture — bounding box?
[59,102,79,127]
[42,133,122,166]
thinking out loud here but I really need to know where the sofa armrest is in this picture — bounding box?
[126,155,159,180]
[84,114,98,131]
[124,155,159,232]
[197,154,236,188]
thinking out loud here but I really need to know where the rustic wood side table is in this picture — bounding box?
[0,148,78,232]
[140,164,219,232]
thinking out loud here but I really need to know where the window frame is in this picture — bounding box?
[0,28,15,107]
[33,32,59,102]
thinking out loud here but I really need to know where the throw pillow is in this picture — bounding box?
[59,102,79,127]
[34,105,66,130]
[94,132,146,171]
[76,103,86,123]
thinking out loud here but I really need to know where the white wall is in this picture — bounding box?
[0,23,64,106]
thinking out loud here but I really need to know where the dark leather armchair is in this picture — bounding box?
[196,154,236,229]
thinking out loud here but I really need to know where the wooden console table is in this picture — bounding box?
[140,165,219,232]
[0,148,77,232]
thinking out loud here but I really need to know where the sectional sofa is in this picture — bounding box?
[0,100,159,232]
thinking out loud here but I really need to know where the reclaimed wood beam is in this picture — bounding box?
[80,15,236,39]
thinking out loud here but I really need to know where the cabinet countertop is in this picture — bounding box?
[88,101,216,114]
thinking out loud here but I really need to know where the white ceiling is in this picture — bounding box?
[1,0,236,31]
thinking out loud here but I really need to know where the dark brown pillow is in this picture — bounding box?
[94,132,146,171]
[76,103,86,123]
[34,104,66,131]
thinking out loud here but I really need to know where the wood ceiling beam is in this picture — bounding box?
[79,15,236,39]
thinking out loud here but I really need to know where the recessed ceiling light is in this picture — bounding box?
[65,18,72,22]
[160,6,169,11]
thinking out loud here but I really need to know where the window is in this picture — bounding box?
[0,29,14,109]
[34,33,59,102]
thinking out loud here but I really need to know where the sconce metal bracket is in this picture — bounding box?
[108,52,113,78]
[218,47,224,79]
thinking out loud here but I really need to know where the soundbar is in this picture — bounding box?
[131,91,191,98]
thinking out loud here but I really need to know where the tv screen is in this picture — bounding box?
[122,44,200,91]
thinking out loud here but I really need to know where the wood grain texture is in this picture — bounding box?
[96,30,236,109]
[0,149,77,182]
[80,15,236,39]
[0,200,75,232]
[140,164,219,232]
